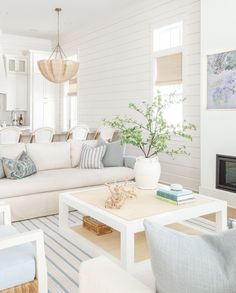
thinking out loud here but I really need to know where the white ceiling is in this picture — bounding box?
[0,0,141,39]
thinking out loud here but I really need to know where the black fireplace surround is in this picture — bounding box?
[216,154,236,193]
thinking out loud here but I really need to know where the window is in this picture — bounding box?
[63,55,78,130]
[153,22,182,52]
[157,84,183,126]
[153,22,183,126]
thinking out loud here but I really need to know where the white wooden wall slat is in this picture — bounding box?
[61,0,200,190]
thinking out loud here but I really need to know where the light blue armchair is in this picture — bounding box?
[0,202,48,293]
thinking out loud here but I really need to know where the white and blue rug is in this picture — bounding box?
[13,212,90,293]
[12,212,216,293]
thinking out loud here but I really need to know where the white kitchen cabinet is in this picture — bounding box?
[32,75,59,130]
[15,74,28,110]
[5,55,28,74]
[5,54,28,111]
[6,74,16,110]
[6,72,28,111]
[29,50,60,131]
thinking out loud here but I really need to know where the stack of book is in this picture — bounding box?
[156,187,195,205]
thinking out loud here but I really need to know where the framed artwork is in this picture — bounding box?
[207,50,236,109]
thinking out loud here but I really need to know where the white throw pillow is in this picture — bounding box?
[79,144,106,169]
[26,142,71,171]
[0,143,26,159]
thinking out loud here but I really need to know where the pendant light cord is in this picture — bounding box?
[57,9,59,45]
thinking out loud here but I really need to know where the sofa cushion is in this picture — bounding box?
[26,142,71,171]
[79,256,153,293]
[69,139,97,167]
[3,151,37,180]
[0,143,26,159]
[97,138,125,167]
[0,225,35,290]
[0,167,135,198]
[144,220,236,293]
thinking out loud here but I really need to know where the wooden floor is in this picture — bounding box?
[0,280,38,293]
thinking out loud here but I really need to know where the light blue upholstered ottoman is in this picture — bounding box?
[0,225,35,290]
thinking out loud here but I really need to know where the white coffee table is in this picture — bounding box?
[59,185,227,270]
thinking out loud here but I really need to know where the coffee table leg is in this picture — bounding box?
[59,199,69,232]
[215,203,228,232]
[120,227,134,270]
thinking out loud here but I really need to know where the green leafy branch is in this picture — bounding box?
[104,92,196,158]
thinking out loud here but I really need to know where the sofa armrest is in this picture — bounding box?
[123,155,137,169]
[79,256,153,293]
[0,202,11,225]
[0,230,48,293]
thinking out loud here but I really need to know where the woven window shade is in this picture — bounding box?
[68,77,77,96]
[155,53,182,86]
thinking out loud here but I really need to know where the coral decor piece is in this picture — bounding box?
[105,181,137,209]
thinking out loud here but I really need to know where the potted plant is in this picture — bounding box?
[104,92,196,189]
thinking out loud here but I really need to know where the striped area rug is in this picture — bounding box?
[13,212,91,293]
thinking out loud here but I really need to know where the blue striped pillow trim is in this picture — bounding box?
[79,144,107,169]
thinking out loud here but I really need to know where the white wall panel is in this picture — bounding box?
[61,0,200,190]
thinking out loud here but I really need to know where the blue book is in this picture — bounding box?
[157,191,194,202]
[156,188,193,201]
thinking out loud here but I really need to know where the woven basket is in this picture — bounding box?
[0,279,38,293]
[83,216,112,236]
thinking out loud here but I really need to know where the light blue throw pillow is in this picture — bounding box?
[144,220,236,293]
[97,138,125,167]
[3,151,37,180]
[0,158,4,179]
[124,155,136,169]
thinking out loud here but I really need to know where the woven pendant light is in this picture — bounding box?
[38,8,79,83]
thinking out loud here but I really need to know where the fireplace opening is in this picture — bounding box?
[216,154,236,193]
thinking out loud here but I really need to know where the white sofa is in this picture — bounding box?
[0,141,134,221]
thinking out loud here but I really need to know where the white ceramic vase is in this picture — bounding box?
[134,156,161,189]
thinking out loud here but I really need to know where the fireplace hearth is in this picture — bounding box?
[216,154,236,193]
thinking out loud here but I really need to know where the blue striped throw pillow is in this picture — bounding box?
[79,144,107,169]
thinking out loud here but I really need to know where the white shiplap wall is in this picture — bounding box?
[61,0,200,190]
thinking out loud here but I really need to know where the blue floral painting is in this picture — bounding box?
[207,50,236,109]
